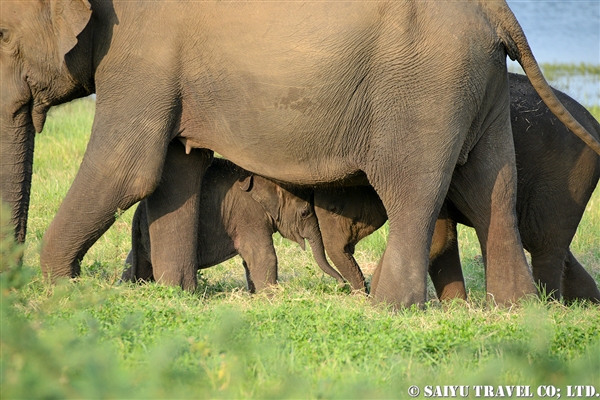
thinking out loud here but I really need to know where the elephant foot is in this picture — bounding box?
[437,281,468,302]
[153,263,198,292]
[486,257,537,307]
[562,252,600,304]
[485,286,537,307]
[485,244,537,306]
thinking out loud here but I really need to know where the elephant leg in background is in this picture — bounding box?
[0,120,35,245]
[428,221,467,301]
[315,210,366,292]
[561,251,600,303]
[448,118,536,305]
[121,247,154,282]
[121,203,154,283]
[526,246,568,300]
[516,172,598,302]
[237,234,279,293]
[322,240,366,293]
[315,186,387,293]
[146,143,213,291]
[242,261,257,294]
[122,254,153,282]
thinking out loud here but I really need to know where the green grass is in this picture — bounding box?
[508,63,600,107]
[2,76,600,398]
[539,63,600,81]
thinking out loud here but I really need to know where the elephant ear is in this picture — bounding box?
[51,0,92,61]
[247,176,282,222]
[238,174,254,192]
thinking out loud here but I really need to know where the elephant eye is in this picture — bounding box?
[300,206,312,219]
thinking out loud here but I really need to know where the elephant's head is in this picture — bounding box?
[0,0,92,242]
[238,175,344,284]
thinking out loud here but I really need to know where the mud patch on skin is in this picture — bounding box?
[275,87,315,112]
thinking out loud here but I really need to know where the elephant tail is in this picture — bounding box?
[485,0,600,156]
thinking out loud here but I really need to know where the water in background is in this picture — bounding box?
[87,2,599,106]
[507,0,599,105]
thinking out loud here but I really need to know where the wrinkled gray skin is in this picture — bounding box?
[315,73,600,303]
[121,158,344,291]
[3,1,600,308]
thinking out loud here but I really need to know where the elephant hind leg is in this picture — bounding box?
[448,118,536,305]
[562,251,600,304]
[365,156,457,308]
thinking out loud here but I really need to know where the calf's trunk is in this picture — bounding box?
[306,225,345,284]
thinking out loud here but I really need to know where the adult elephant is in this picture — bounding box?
[314,74,600,303]
[2,0,599,308]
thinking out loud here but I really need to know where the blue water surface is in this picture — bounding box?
[508,0,599,64]
[507,0,599,105]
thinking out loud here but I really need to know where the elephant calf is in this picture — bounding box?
[122,158,344,292]
[316,73,600,303]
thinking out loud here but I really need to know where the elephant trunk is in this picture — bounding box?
[0,117,36,244]
[305,222,345,284]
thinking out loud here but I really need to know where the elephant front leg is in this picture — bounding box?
[315,208,367,292]
[327,246,366,292]
[146,143,213,291]
[40,129,167,279]
[237,237,278,293]
[39,78,199,281]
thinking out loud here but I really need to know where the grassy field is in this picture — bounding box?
[2,71,600,398]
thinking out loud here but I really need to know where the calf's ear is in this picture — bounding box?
[51,0,92,61]
[238,175,254,191]
[247,178,282,221]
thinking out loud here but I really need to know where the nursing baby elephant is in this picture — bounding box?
[121,158,344,292]
[5,0,600,308]
[316,73,600,303]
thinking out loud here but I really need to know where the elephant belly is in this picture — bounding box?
[197,233,238,270]
[172,2,446,185]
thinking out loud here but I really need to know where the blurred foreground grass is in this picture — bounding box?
[2,69,600,398]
